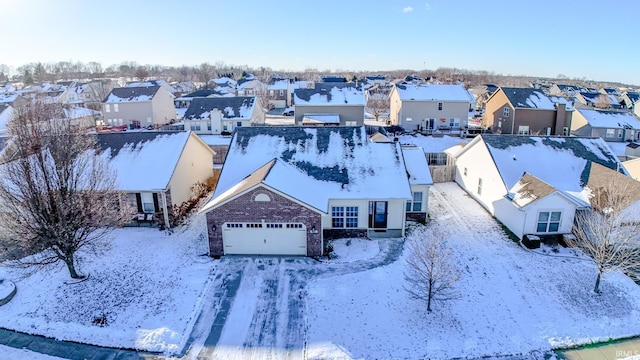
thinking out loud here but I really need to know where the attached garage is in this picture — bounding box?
[222,222,308,255]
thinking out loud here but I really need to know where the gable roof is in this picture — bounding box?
[467,134,625,204]
[394,84,473,102]
[576,109,640,130]
[623,91,640,103]
[203,126,411,213]
[183,96,256,120]
[96,131,195,191]
[500,87,573,110]
[508,173,558,208]
[104,86,160,103]
[577,92,619,105]
[293,84,365,106]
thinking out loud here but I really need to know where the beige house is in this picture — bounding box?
[483,87,573,135]
[389,84,473,131]
[623,157,640,181]
[102,86,176,129]
[182,96,265,135]
[293,83,365,126]
[571,108,640,142]
[96,131,215,229]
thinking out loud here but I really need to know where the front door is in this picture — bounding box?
[369,201,388,229]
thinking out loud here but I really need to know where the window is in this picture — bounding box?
[266,223,282,228]
[477,178,483,196]
[606,128,616,138]
[207,123,212,131]
[562,127,569,136]
[191,124,201,131]
[406,117,412,122]
[345,121,357,126]
[269,90,274,96]
[247,223,263,228]
[405,192,423,212]
[286,223,303,229]
[464,167,468,176]
[140,192,155,213]
[147,117,152,123]
[237,121,242,127]
[114,104,119,112]
[503,107,509,117]
[279,90,284,96]
[331,206,344,227]
[226,223,243,228]
[332,206,358,228]
[438,102,443,111]
[449,118,459,128]
[105,104,110,113]
[518,125,530,135]
[537,211,561,232]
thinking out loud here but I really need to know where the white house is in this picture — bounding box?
[455,134,627,240]
[182,96,265,135]
[389,84,473,131]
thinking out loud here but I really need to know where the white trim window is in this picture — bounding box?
[140,192,155,213]
[477,178,483,196]
[438,102,443,111]
[113,104,119,112]
[406,192,423,212]
[537,211,561,232]
[105,104,110,113]
[518,125,530,135]
[332,206,358,228]
[503,107,510,117]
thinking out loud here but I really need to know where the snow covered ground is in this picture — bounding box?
[1,183,639,360]
[305,183,640,359]
[1,345,66,360]
[0,216,217,355]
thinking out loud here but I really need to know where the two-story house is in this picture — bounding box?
[483,87,573,135]
[571,108,640,142]
[102,86,176,129]
[389,84,473,131]
[182,96,264,135]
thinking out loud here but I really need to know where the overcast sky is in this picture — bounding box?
[2,0,638,85]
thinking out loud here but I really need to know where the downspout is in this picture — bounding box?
[161,191,171,230]
[511,108,515,135]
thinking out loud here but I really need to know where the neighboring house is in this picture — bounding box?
[0,104,13,135]
[389,84,473,131]
[548,83,581,97]
[619,91,640,110]
[96,131,215,229]
[210,77,237,94]
[74,81,114,110]
[365,75,387,87]
[182,96,264,135]
[266,78,292,108]
[455,134,626,240]
[173,89,231,118]
[293,83,365,126]
[126,79,175,95]
[62,107,100,130]
[200,126,418,257]
[571,108,640,142]
[102,86,176,129]
[623,157,640,181]
[600,87,620,96]
[483,87,573,135]
[626,142,640,158]
[574,92,620,109]
[236,75,266,97]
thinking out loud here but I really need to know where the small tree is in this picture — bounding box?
[0,100,128,279]
[404,226,461,312]
[366,92,390,123]
[566,174,640,293]
[134,66,149,81]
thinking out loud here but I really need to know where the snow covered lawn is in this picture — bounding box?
[0,216,216,355]
[306,183,640,359]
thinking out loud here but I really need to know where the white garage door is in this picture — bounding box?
[222,222,307,255]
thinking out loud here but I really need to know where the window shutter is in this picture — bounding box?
[153,193,160,212]
[135,193,143,213]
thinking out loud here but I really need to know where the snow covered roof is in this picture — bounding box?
[474,135,625,202]
[577,92,619,105]
[96,131,195,191]
[508,173,557,208]
[0,92,20,105]
[0,104,13,131]
[294,84,365,106]
[623,91,640,103]
[268,79,290,90]
[203,126,412,213]
[104,86,160,103]
[394,84,473,102]
[302,114,340,125]
[183,96,256,120]
[501,87,573,110]
[401,146,433,185]
[576,109,640,130]
[398,134,467,153]
[63,107,99,120]
[369,132,392,143]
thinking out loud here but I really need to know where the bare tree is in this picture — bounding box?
[565,175,640,293]
[366,92,390,123]
[594,94,612,109]
[134,66,149,81]
[404,226,461,312]
[0,100,128,279]
[197,63,216,89]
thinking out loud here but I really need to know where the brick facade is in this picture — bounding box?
[205,186,323,257]
[121,189,173,227]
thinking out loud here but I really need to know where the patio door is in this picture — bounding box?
[369,201,388,229]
